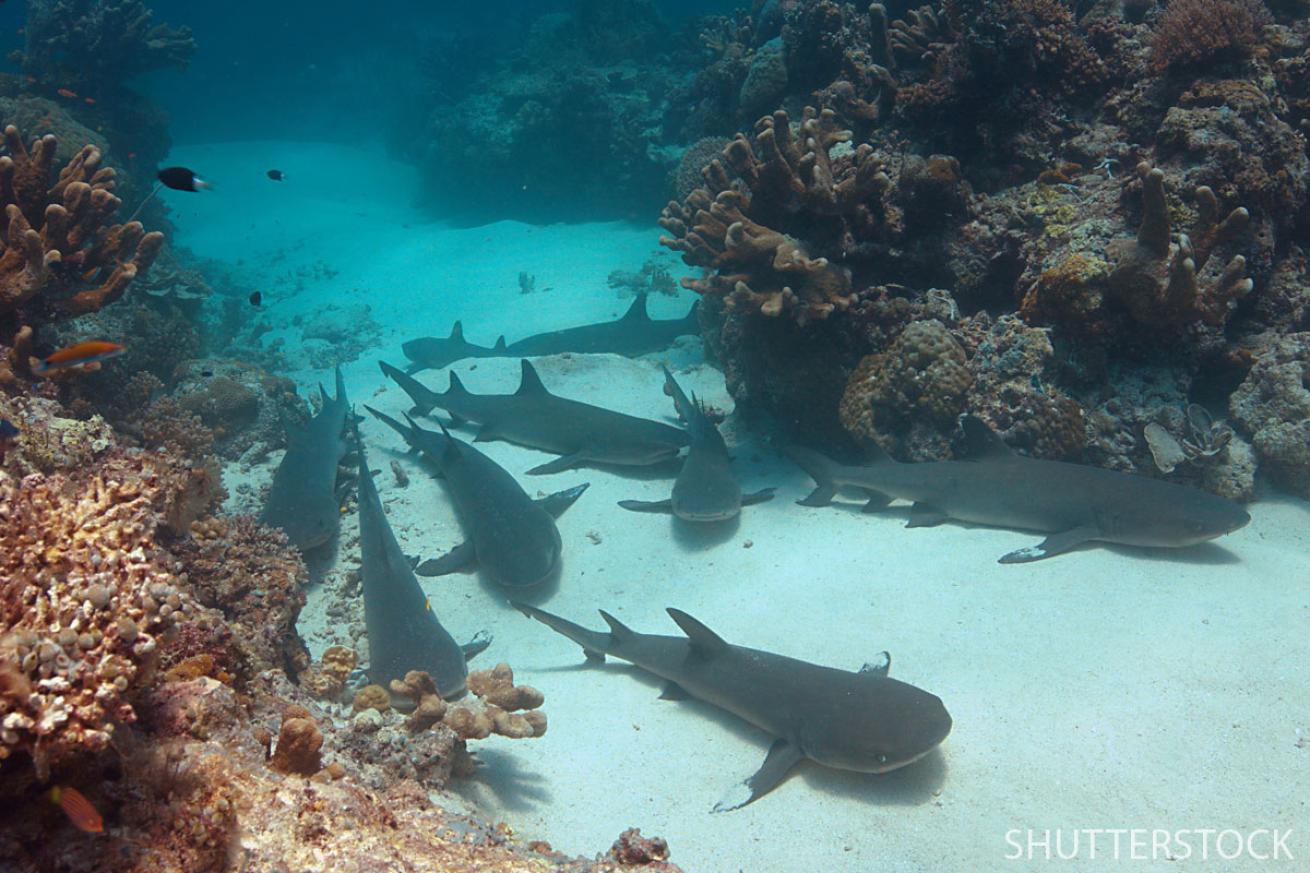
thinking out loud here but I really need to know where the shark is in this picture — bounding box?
[402,322,507,374]
[354,418,488,698]
[619,365,773,521]
[364,405,588,587]
[513,603,952,811]
[503,293,700,358]
[379,358,690,475]
[259,367,351,552]
[786,415,1251,563]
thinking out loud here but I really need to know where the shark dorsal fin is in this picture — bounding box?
[493,336,507,351]
[599,610,633,642]
[516,360,549,395]
[958,415,1013,461]
[450,321,464,340]
[623,293,650,321]
[667,608,728,658]
[447,371,469,394]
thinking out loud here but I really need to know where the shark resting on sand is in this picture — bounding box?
[503,293,700,358]
[365,406,588,587]
[402,322,507,374]
[787,415,1250,563]
[619,365,773,521]
[354,417,488,698]
[260,367,351,552]
[380,359,689,474]
[514,603,952,811]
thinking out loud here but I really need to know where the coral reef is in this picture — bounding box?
[1,124,163,336]
[1148,0,1273,74]
[1230,332,1310,496]
[391,664,548,742]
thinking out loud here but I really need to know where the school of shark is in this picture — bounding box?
[254,292,1250,813]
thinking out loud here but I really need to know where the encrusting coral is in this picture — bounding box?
[1,124,163,331]
[390,664,548,741]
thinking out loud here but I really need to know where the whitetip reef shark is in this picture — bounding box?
[402,322,507,374]
[787,415,1250,563]
[364,405,588,587]
[379,358,690,474]
[503,293,700,358]
[619,365,773,521]
[513,603,952,811]
[259,367,351,552]
[354,417,488,698]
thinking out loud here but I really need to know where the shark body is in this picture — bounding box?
[259,367,350,552]
[380,359,690,475]
[619,366,773,521]
[365,406,587,587]
[787,415,1250,563]
[504,294,700,358]
[402,322,507,374]
[355,420,486,697]
[514,603,952,811]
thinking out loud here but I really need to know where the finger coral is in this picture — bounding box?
[659,107,891,324]
[1106,163,1252,328]
[0,125,163,328]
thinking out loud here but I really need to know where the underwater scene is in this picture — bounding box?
[1,0,1308,870]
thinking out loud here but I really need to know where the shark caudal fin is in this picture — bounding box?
[379,360,440,416]
[511,602,616,663]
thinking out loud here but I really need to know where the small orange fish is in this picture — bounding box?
[34,341,125,375]
[56,88,77,99]
[24,75,36,84]
[84,97,96,106]
[50,786,103,834]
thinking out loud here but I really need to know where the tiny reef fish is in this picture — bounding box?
[56,88,77,99]
[0,417,18,462]
[157,166,212,192]
[249,291,262,307]
[34,341,126,375]
[266,169,284,181]
[50,786,103,834]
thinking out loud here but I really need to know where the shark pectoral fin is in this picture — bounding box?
[796,486,837,507]
[658,680,690,700]
[415,541,478,576]
[712,738,803,813]
[861,491,893,513]
[617,498,674,513]
[461,630,493,662]
[446,410,467,427]
[537,483,590,517]
[527,452,586,475]
[906,502,949,528]
[998,526,1099,564]
[860,651,891,677]
[741,488,776,506]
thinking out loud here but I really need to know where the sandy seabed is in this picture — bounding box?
[166,141,1310,872]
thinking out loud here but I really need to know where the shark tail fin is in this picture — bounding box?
[363,404,414,447]
[512,602,612,662]
[379,360,438,416]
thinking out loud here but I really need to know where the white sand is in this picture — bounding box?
[169,142,1310,872]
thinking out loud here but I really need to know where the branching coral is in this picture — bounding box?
[1,125,163,329]
[1148,0,1273,74]
[18,0,196,95]
[659,107,891,324]
[1106,163,1252,328]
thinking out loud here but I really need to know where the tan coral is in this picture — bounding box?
[268,709,324,776]
[300,645,358,701]
[0,461,194,776]
[392,665,548,741]
[0,125,163,322]
[659,107,891,325]
[1106,162,1252,327]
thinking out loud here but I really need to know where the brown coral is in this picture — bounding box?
[1106,163,1252,328]
[268,709,324,776]
[1148,0,1272,74]
[391,665,547,741]
[0,125,162,325]
[659,107,891,324]
[299,645,358,701]
[0,461,193,776]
